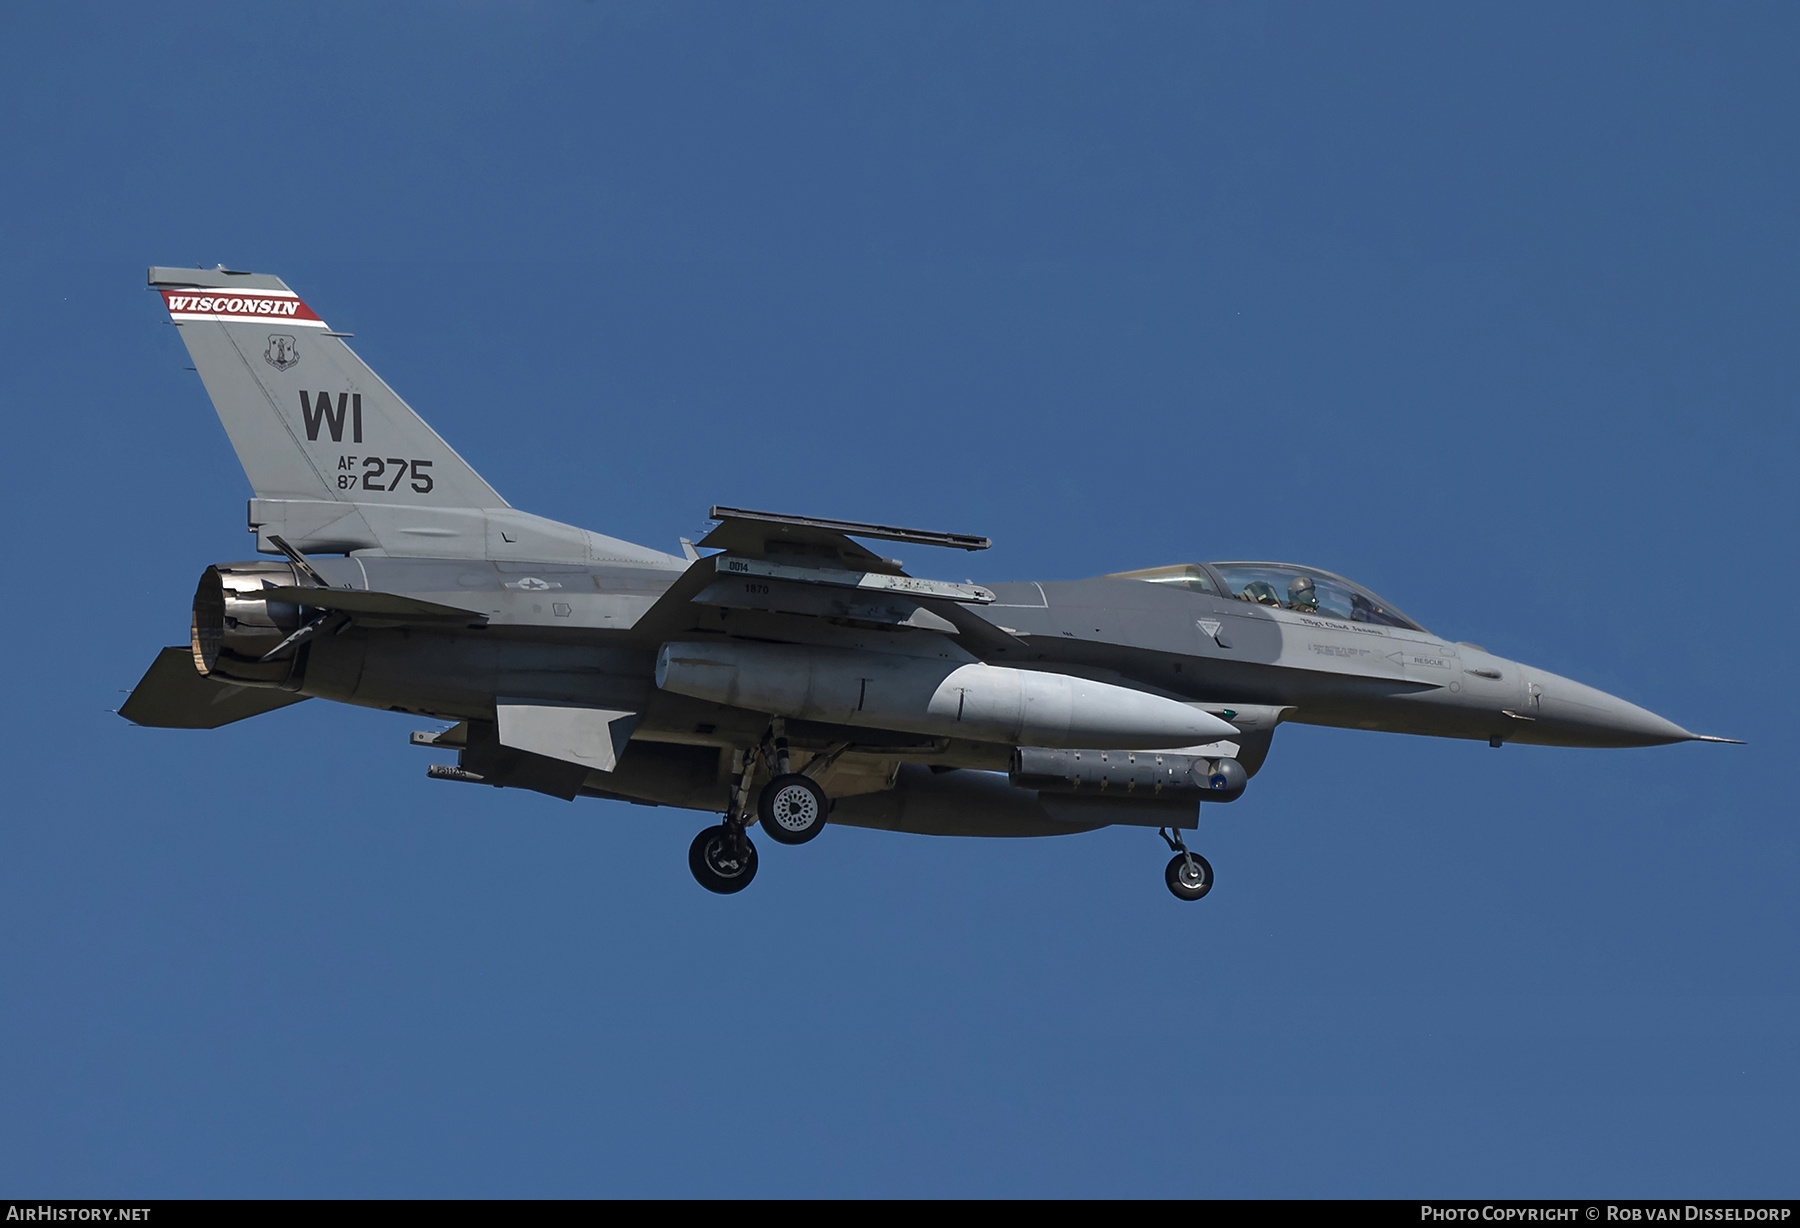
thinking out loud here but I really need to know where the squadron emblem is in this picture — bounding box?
[264,334,300,371]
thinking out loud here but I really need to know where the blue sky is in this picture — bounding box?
[1,1,1794,1196]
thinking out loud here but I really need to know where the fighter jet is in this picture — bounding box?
[121,267,1739,900]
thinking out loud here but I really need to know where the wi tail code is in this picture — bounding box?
[301,391,361,443]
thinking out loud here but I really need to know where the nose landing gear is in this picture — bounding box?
[1159,827,1214,902]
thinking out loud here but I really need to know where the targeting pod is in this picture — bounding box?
[1010,746,1248,803]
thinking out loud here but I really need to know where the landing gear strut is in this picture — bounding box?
[689,741,764,895]
[1159,827,1213,902]
[688,722,840,892]
[756,718,831,845]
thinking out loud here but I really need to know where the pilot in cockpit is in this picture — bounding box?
[1287,575,1319,614]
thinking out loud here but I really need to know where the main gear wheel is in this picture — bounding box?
[757,773,829,846]
[689,825,759,894]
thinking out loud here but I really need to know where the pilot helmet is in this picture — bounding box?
[1287,575,1318,608]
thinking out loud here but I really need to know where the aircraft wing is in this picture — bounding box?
[696,506,989,563]
[635,506,1024,657]
[907,596,1029,657]
[119,646,309,729]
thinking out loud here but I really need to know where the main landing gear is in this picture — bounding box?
[758,773,828,845]
[689,720,835,894]
[690,823,758,894]
[1159,827,1214,902]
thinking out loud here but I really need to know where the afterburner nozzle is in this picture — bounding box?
[190,562,308,689]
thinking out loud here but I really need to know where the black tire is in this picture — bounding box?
[689,825,759,894]
[1165,852,1214,901]
[757,773,829,846]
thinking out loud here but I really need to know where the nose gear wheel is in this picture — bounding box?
[1158,825,1214,902]
[1165,851,1213,901]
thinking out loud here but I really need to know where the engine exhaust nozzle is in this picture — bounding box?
[190,562,308,689]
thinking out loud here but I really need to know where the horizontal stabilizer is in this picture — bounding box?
[120,646,308,729]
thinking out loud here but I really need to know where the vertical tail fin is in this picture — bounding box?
[150,267,505,512]
[150,267,674,567]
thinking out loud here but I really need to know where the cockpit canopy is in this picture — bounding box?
[1108,561,1426,632]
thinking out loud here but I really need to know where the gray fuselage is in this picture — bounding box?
[268,554,1690,765]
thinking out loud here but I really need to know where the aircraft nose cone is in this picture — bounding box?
[1528,670,1694,748]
